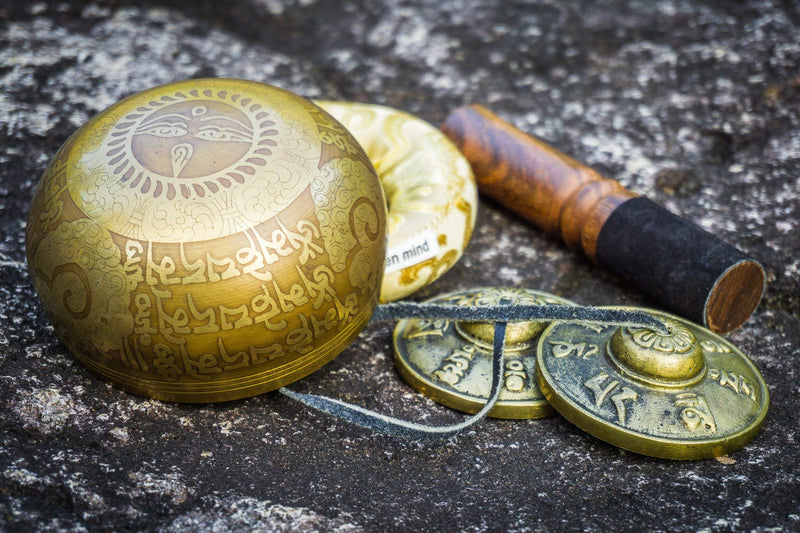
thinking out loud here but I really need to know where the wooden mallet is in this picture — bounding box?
[441,105,765,334]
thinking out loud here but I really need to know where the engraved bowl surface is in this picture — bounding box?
[25,79,387,402]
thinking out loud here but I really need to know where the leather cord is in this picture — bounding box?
[281,321,508,439]
[280,302,666,439]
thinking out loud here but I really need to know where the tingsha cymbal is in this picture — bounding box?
[536,308,769,459]
[393,287,577,419]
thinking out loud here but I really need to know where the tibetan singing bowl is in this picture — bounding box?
[26,79,387,402]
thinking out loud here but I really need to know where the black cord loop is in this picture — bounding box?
[280,301,666,440]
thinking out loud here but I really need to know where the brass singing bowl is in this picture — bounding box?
[26,79,387,403]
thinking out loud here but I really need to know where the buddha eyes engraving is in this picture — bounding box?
[135,120,188,138]
[193,124,253,143]
[130,101,255,179]
[107,92,278,200]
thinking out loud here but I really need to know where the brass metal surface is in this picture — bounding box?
[393,287,576,419]
[316,101,478,303]
[26,79,387,402]
[536,308,769,459]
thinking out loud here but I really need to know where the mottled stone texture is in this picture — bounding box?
[1,0,799,531]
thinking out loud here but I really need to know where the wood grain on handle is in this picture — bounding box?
[440,104,636,261]
[441,104,766,334]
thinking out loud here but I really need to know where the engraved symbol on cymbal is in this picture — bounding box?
[535,309,769,459]
[393,287,577,419]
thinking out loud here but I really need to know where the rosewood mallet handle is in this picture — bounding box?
[441,105,765,334]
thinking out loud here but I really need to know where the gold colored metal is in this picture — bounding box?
[393,287,577,419]
[536,308,769,459]
[316,101,478,303]
[26,79,387,403]
[609,320,705,386]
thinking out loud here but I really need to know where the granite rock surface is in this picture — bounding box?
[1,0,799,531]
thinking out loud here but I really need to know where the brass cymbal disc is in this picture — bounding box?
[536,308,769,459]
[393,287,577,419]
